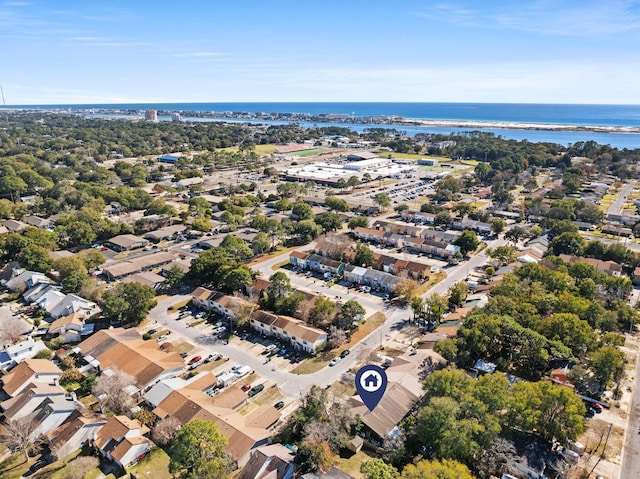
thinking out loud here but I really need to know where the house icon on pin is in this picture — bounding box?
[364,373,378,388]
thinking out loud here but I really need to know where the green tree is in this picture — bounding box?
[168,419,233,479]
[394,203,409,214]
[354,242,376,267]
[339,300,366,324]
[589,345,625,389]
[102,282,157,325]
[219,234,253,260]
[453,230,479,255]
[507,381,585,443]
[325,196,349,212]
[292,201,313,220]
[361,458,399,479]
[309,296,337,327]
[274,198,293,212]
[448,281,468,309]
[314,212,343,232]
[192,216,212,232]
[487,245,518,265]
[347,175,361,190]
[54,257,88,293]
[373,192,391,210]
[348,216,369,230]
[77,248,106,269]
[536,313,596,356]
[400,459,473,479]
[549,231,585,255]
[222,266,253,293]
[434,210,452,226]
[490,218,505,235]
[294,219,322,243]
[164,264,186,288]
[251,232,271,255]
[21,244,52,272]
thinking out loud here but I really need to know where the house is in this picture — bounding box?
[150,382,277,466]
[0,359,63,397]
[102,252,175,280]
[354,227,385,244]
[49,294,100,320]
[30,286,66,312]
[362,269,401,292]
[120,271,167,290]
[3,219,28,232]
[238,443,295,479]
[47,312,94,344]
[305,254,345,276]
[1,382,66,422]
[401,210,435,225]
[558,254,623,277]
[289,250,310,269]
[452,218,492,234]
[6,269,51,293]
[0,337,49,370]
[249,311,327,354]
[27,393,83,440]
[348,350,444,443]
[191,287,254,318]
[48,409,107,459]
[343,265,368,284]
[77,329,185,391]
[94,415,150,469]
[107,234,149,252]
[415,238,459,258]
[143,224,187,242]
[23,215,52,229]
[633,267,640,286]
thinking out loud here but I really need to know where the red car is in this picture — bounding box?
[241,383,251,392]
[593,403,603,413]
[187,356,202,365]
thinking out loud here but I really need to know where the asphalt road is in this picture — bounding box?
[621,340,640,478]
[149,235,506,399]
[608,181,635,216]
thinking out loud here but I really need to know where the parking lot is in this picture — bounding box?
[351,178,435,203]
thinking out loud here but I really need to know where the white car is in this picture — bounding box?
[329,357,341,367]
[156,334,169,342]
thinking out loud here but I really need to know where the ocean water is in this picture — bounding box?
[5,102,640,149]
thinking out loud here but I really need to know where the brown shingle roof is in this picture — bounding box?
[77,329,183,388]
[95,415,147,450]
[0,359,62,396]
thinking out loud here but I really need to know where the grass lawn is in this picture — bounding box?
[336,449,377,479]
[291,312,387,375]
[248,245,300,267]
[293,148,330,157]
[218,144,277,155]
[416,271,446,296]
[271,259,291,271]
[127,447,172,479]
[168,298,191,311]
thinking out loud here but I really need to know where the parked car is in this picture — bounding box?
[241,383,252,392]
[205,352,222,362]
[247,384,265,397]
[340,349,350,358]
[147,329,157,335]
[593,403,603,413]
[156,334,169,342]
[188,356,202,365]
[274,401,285,410]
[329,357,341,367]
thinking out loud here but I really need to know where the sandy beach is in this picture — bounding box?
[398,119,640,134]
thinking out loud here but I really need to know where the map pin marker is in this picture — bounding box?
[355,364,388,412]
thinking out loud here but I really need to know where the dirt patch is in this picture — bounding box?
[579,418,624,463]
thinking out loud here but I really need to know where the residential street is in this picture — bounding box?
[608,180,635,216]
[149,234,507,399]
[620,338,640,478]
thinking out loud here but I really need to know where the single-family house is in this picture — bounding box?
[1,383,66,422]
[77,329,185,391]
[94,415,150,469]
[107,234,149,252]
[238,443,296,479]
[49,294,100,320]
[348,350,443,443]
[48,409,107,459]
[120,271,166,290]
[28,285,65,311]
[47,312,94,343]
[0,337,48,370]
[6,269,51,293]
[23,216,52,229]
[3,219,28,232]
[0,359,63,398]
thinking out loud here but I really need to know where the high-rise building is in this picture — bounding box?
[145,109,158,122]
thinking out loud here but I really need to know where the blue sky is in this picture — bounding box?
[2,0,640,104]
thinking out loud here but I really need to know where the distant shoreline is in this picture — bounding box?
[398,118,640,134]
